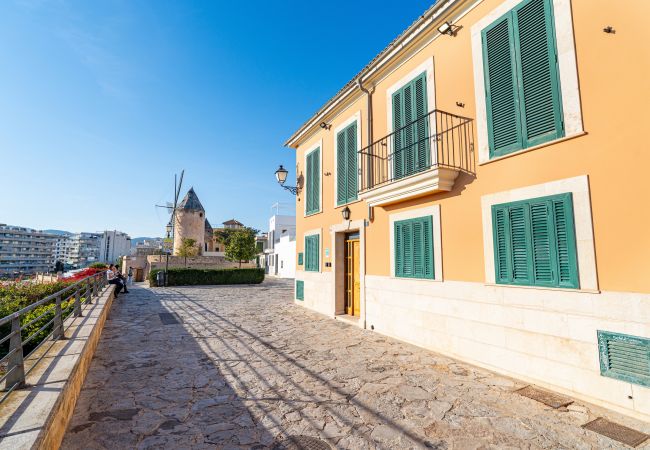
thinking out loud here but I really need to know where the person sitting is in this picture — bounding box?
[115,265,129,293]
[107,264,123,296]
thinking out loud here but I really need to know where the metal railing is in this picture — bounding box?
[0,271,107,403]
[358,109,475,192]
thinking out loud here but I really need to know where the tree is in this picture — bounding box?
[225,230,257,268]
[177,238,199,267]
[214,226,259,248]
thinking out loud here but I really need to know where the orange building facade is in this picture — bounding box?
[286,0,650,420]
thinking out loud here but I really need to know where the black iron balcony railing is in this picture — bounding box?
[358,109,475,193]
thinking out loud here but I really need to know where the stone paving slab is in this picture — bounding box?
[62,280,650,449]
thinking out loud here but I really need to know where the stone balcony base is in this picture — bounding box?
[359,166,460,207]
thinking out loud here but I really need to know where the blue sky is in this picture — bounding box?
[0,0,432,237]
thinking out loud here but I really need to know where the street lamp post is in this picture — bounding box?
[164,221,172,287]
[274,165,299,195]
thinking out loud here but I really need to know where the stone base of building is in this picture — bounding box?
[294,272,650,422]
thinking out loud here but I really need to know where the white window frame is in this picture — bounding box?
[388,204,443,282]
[480,175,597,291]
[333,111,362,209]
[471,0,584,164]
[303,139,323,217]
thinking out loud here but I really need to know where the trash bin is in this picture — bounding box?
[156,271,165,287]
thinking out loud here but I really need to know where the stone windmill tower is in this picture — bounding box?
[173,187,206,256]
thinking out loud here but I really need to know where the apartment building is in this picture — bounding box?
[66,232,101,268]
[99,230,131,264]
[0,224,58,277]
[286,0,650,421]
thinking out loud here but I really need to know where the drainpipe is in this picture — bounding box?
[357,75,374,222]
[357,75,372,332]
[357,76,373,148]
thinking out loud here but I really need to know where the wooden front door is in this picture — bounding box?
[344,234,360,317]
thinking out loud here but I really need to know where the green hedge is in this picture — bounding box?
[149,268,264,286]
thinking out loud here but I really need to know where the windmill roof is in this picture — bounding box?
[178,187,205,212]
[204,219,213,231]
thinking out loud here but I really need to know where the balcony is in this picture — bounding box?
[358,109,475,206]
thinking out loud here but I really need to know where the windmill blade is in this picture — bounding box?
[174,169,185,205]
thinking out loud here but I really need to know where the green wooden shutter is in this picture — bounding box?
[492,206,510,283]
[392,91,404,179]
[336,132,346,205]
[508,205,532,284]
[394,216,434,279]
[482,0,563,157]
[598,331,650,387]
[551,194,578,288]
[305,235,319,272]
[413,73,429,170]
[306,148,320,215]
[513,0,563,147]
[336,122,358,205]
[392,72,429,179]
[296,280,304,301]
[313,149,320,212]
[395,221,403,276]
[346,122,357,202]
[482,15,522,157]
[298,252,303,266]
[305,152,313,213]
[492,193,578,288]
[530,200,553,285]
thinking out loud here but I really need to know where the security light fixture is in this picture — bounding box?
[320,122,331,130]
[342,206,351,221]
[274,165,299,195]
[437,21,460,36]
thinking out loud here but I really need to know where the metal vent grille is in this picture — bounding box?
[598,330,650,387]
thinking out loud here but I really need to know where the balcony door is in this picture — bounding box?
[392,72,430,180]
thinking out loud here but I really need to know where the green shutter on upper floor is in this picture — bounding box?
[392,72,429,179]
[482,0,563,158]
[336,122,358,205]
[306,148,320,215]
[394,216,434,279]
[491,193,578,288]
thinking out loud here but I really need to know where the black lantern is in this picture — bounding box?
[274,165,299,195]
[275,165,289,184]
[165,221,172,238]
[342,206,351,221]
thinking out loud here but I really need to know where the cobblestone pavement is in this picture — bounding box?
[63,280,648,449]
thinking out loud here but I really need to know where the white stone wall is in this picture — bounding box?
[274,236,296,279]
[364,275,650,421]
[296,271,334,317]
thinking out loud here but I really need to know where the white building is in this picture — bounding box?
[99,230,131,264]
[263,214,296,278]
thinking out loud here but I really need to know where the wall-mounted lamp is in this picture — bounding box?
[456,101,465,108]
[320,122,332,130]
[437,21,460,37]
[342,206,351,221]
[603,26,616,34]
[274,165,300,195]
